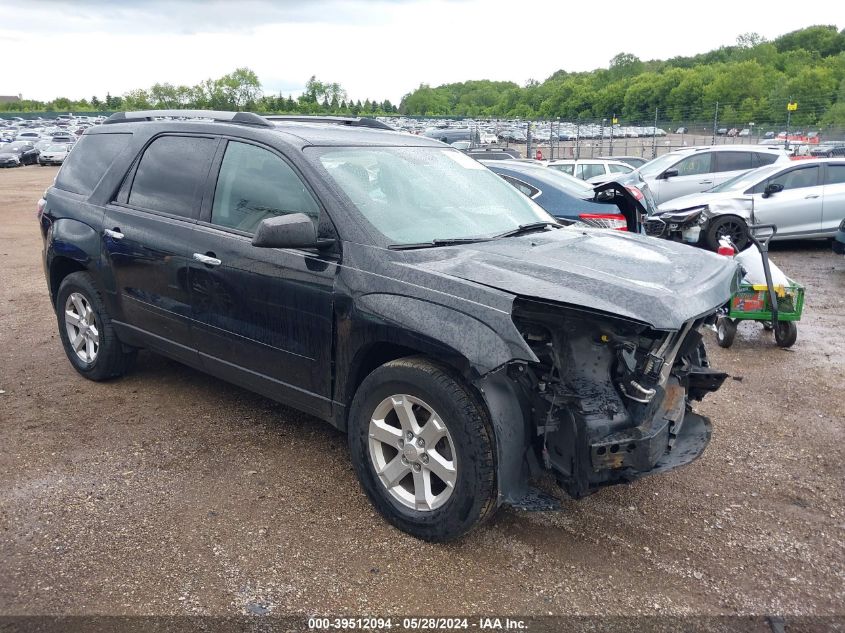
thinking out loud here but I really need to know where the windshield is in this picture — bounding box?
[707,164,784,193]
[637,153,683,177]
[314,147,552,245]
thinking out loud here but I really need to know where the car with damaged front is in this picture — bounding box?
[39,110,739,542]
[647,159,845,250]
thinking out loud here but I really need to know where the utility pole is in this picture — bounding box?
[712,101,719,145]
[786,97,797,152]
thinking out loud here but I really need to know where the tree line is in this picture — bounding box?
[398,26,845,127]
[1,70,398,117]
[3,25,844,127]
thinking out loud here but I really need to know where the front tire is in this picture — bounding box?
[56,271,136,381]
[706,216,749,251]
[348,356,497,542]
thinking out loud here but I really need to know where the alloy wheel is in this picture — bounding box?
[64,292,99,363]
[368,394,457,512]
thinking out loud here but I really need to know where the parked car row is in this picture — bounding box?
[0,115,99,167]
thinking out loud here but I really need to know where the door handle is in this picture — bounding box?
[193,252,222,267]
[103,228,124,240]
[698,180,713,184]
[804,194,820,199]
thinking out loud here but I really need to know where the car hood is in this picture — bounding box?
[0,152,19,158]
[656,190,744,213]
[402,228,738,330]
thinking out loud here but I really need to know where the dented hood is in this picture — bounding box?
[405,228,739,330]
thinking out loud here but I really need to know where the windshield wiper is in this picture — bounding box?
[389,237,494,250]
[493,221,561,239]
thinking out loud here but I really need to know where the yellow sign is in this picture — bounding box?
[787,102,798,111]
[612,117,618,124]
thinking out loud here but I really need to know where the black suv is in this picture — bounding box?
[40,110,738,541]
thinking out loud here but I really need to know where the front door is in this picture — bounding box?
[821,163,845,235]
[102,134,218,362]
[753,164,823,238]
[187,139,338,417]
[654,152,714,205]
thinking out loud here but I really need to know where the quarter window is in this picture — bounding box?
[754,152,779,166]
[211,141,320,233]
[501,175,540,198]
[128,135,216,219]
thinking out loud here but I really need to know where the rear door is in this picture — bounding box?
[187,139,338,418]
[822,163,845,235]
[102,134,218,362]
[752,164,823,238]
[655,152,713,204]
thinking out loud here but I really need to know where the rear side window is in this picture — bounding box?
[754,152,779,167]
[608,163,633,174]
[501,175,540,198]
[550,164,574,176]
[54,133,131,196]
[824,165,845,185]
[128,135,216,219]
[577,163,605,180]
[715,151,752,173]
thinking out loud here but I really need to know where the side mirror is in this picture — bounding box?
[661,168,679,179]
[762,183,784,198]
[252,213,317,249]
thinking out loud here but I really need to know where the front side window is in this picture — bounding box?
[211,141,320,233]
[769,166,820,191]
[314,147,551,245]
[128,135,216,218]
[674,153,713,176]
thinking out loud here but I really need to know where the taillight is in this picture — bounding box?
[625,185,644,201]
[579,213,628,231]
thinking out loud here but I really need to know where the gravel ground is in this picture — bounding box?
[1,166,843,620]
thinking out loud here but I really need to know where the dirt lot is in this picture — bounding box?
[1,166,843,620]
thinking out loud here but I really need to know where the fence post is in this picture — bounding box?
[712,101,719,145]
[652,108,658,158]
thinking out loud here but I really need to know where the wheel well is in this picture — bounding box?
[346,343,420,405]
[49,257,86,305]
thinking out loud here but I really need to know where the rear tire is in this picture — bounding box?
[348,356,497,542]
[774,320,797,348]
[56,271,137,381]
[716,316,737,348]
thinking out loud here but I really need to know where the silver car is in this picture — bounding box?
[38,143,71,166]
[636,145,791,206]
[647,159,845,250]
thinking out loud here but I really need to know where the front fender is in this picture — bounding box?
[354,293,536,375]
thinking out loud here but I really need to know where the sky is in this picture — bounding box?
[0,0,840,104]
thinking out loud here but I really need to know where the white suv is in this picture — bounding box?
[636,145,791,205]
[546,158,634,181]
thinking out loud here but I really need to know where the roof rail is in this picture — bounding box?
[265,115,395,131]
[103,110,273,128]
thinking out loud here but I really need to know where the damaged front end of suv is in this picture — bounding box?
[510,302,728,503]
[463,251,739,507]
